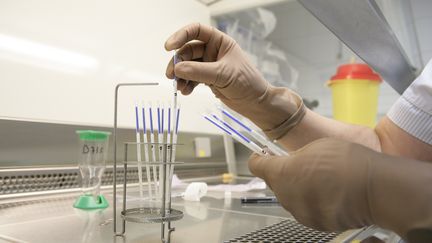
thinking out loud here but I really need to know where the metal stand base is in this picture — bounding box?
[121,207,183,223]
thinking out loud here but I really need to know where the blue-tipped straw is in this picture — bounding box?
[141,104,152,201]
[148,105,159,199]
[135,106,140,133]
[156,103,164,198]
[212,114,251,143]
[149,107,154,134]
[175,108,180,134]
[161,106,165,133]
[204,115,232,135]
[168,105,180,202]
[165,105,172,201]
[171,106,180,163]
[168,107,171,135]
[166,106,172,163]
[221,109,252,132]
[157,106,161,134]
[219,108,288,156]
[173,54,179,81]
[134,104,144,198]
[203,115,265,154]
[142,106,147,132]
[168,52,179,206]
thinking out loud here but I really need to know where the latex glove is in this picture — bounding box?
[165,23,305,139]
[248,138,432,242]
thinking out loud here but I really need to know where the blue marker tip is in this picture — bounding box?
[157,107,161,134]
[142,106,146,131]
[173,54,179,81]
[204,116,231,135]
[221,109,252,132]
[161,107,165,132]
[134,106,140,133]
[212,114,251,143]
[168,108,171,134]
[175,108,180,134]
[149,107,154,133]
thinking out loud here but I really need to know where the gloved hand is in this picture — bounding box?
[165,23,305,139]
[248,138,432,242]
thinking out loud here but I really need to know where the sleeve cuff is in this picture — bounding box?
[387,96,432,145]
[264,92,306,140]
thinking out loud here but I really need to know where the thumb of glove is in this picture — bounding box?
[248,153,288,182]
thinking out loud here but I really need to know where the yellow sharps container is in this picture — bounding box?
[328,63,382,127]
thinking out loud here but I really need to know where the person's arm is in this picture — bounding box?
[164,23,432,161]
[277,108,382,151]
[375,116,432,161]
[264,60,432,161]
[163,24,379,149]
[248,138,432,242]
[277,109,432,161]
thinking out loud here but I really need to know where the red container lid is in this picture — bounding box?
[329,63,382,84]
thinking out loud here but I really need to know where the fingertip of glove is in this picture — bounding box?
[165,68,174,79]
[181,88,192,96]
[164,41,170,51]
[165,73,174,79]
[249,152,261,159]
[164,39,176,51]
[247,153,268,178]
[173,62,190,77]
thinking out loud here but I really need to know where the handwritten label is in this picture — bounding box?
[82,145,104,154]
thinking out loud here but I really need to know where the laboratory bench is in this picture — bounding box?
[0,177,353,243]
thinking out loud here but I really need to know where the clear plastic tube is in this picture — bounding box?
[220,107,288,155]
[149,104,159,200]
[157,103,164,200]
[134,104,144,199]
[204,114,266,155]
[141,104,153,201]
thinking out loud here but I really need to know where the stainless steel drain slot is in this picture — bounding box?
[225,219,340,243]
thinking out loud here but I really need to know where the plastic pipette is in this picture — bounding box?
[157,103,164,198]
[173,53,179,123]
[161,104,165,133]
[168,107,180,195]
[169,52,179,199]
[134,103,144,198]
[203,115,266,155]
[141,104,153,201]
[211,114,265,154]
[166,106,172,163]
[220,108,288,156]
[172,53,178,152]
[175,107,180,136]
[165,106,171,200]
[173,53,178,141]
[149,104,159,199]
[172,107,180,164]
[173,53,179,81]
[161,104,165,198]
[212,114,254,145]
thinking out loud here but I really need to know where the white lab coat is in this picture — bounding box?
[388,58,432,145]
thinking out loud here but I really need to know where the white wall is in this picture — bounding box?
[0,0,222,133]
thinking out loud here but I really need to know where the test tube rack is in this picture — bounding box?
[112,83,183,243]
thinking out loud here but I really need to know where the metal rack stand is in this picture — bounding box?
[112,83,183,243]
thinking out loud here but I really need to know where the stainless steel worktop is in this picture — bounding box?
[0,178,349,243]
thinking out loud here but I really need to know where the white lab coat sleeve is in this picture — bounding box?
[387,58,432,145]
